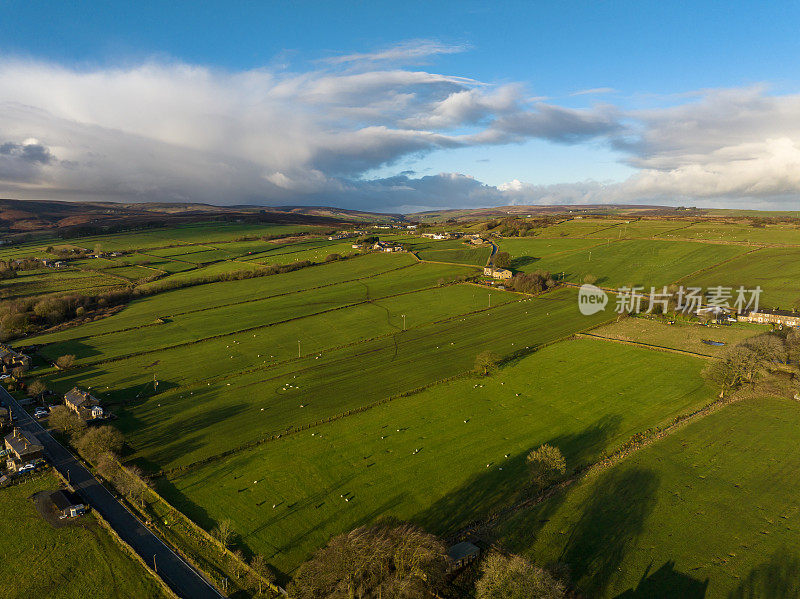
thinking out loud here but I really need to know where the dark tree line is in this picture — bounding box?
[289,521,566,599]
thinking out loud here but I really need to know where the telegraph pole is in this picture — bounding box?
[401,314,406,330]
[298,340,301,358]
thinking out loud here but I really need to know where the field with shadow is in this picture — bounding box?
[493,397,800,598]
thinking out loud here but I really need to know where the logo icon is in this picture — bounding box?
[578,284,608,315]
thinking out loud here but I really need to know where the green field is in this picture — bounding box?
[50,287,602,472]
[685,247,800,309]
[415,246,491,265]
[5,216,798,595]
[24,253,419,343]
[494,397,800,598]
[162,338,714,574]
[660,222,800,245]
[588,316,761,357]
[0,268,123,299]
[508,239,749,288]
[0,472,169,599]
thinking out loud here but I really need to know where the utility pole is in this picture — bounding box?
[153,555,157,573]
[401,314,406,330]
[588,251,592,262]
[488,293,491,308]
[298,340,301,358]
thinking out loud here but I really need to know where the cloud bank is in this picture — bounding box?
[1,44,800,211]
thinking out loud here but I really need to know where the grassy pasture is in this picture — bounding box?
[685,247,800,309]
[0,472,169,599]
[588,316,762,357]
[162,338,714,574]
[662,222,800,245]
[521,239,749,288]
[44,283,519,394]
[534,218,626,237]
[494,397,800,598]
[134,259,261,288]
[240,239,359,265]
[106,287,607,471]
[497,238,602,265]
[70,222,312,252]
[24,253,418,344]
[583,219,697,239]
[0,269,123,299]
[415,246,491,265]
[32,261,476,365]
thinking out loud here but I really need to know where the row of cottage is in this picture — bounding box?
[3,387,103,473]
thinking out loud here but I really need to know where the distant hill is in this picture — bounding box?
[0,199,403,239]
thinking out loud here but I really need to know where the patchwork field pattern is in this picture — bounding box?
[162,338,714,573]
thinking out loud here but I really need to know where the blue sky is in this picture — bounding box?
[2,1,800,211]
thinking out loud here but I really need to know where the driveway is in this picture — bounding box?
[1,388,222,599]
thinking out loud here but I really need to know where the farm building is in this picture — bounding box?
[4,428,43,471]
[483,267,513,280]
[64,387,104,421]
[447,541,480,571]
[48,490,86,519]
[0,344,30,374]
[738,309,800,327]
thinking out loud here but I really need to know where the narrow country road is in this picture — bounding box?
[1,387,222,599]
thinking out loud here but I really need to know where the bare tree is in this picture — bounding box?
[248,554,275,595]
[27,379,46,398]
[213,519,236,548]
[703,346,760,396]
[475,551,565,599]
[494,251,512,269]
[75,425,124,462]
[48,405,86,438]
[475,350,500,375]
[527,444,566,489]
[290,522,447,599]
[55,354,76,369]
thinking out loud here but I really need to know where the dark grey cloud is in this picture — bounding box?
[0,140,54,182]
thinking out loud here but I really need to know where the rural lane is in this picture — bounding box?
[1,387,223,599]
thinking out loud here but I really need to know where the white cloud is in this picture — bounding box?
[2,43,800,212]
[569,87,617,96]
[319,40,469,66]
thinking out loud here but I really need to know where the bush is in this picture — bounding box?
[56,354,76,369]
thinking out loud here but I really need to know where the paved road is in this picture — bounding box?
[2,388,222,599]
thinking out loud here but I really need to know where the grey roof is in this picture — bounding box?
[447,541,480,562]
[751,309,800,317]
[64,387,100,409]
[4,429,43,457]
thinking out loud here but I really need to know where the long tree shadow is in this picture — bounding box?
[413,415,623,536]
[559,466,660,596]
[728,549,800,599]
[616,560,708,598]
[510,256,540,269]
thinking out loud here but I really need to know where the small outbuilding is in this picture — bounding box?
[447,541,480,571]
[49,490,86,519]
